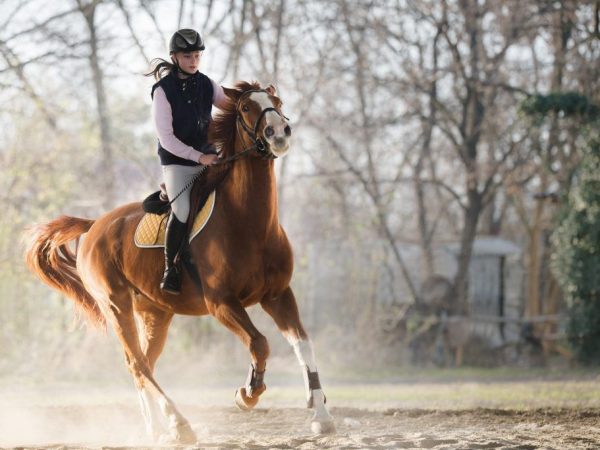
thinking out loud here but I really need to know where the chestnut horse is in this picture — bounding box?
[25,81,334,444]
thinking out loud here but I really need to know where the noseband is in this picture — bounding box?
[236,89,289,160]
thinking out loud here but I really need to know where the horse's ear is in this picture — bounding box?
[265,84,277,96]
[223,86,241,101]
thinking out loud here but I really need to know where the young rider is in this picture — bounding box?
[146,29,228,295]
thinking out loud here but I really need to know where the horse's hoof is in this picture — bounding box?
[157,433,173,445]
[311,417,336,435]
[235,387,260,411]
[174,422,197,445]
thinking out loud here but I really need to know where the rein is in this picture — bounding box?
[166,89,283,206]
[214,143,258,165]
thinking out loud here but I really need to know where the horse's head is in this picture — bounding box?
[223,83,292,158]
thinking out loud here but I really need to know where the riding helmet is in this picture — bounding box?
[169,29,205,54]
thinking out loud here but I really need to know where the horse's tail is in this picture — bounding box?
[24,215,106,329]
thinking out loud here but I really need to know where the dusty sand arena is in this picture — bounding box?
[3,404,600,449]
[2,379,600,449]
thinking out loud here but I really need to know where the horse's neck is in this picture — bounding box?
[224,157,279,229]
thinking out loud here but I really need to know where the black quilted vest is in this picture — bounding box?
[151,71,214,166]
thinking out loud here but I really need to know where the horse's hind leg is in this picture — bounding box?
[135,301,173,372]
[107,289,195,444]
[261,287,335,434]
[206,298,270,410]
[133,298,174,441]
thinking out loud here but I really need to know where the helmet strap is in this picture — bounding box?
[171,55,197,77]
[177,66,196,77]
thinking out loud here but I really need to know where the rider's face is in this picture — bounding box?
[173,51,201,73]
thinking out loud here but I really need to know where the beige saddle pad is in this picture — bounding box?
[134,191,216,248]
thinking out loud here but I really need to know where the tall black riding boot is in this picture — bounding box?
[160,213,188,295]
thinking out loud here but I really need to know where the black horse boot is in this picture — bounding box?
[160,213,188,295]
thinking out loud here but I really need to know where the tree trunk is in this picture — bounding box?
[231,0,249,81]
[526,171,547,317]
[450,0,485,315]
[451,191,482,314]
[78,0,114,209]
[525,1,570,320]
[413,28,441,280]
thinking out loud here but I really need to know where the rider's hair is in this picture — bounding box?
[145,58,176,80]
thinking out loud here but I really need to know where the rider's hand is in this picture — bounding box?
[198,153,219,166]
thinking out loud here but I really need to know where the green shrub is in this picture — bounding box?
[552,136,600,364]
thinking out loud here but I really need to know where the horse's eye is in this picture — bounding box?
[242,105,249,112]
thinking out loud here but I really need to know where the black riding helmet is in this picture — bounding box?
[169,29,205,54]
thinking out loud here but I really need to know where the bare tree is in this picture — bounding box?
[75,0,115,208]
[398,0,540,313]
[0,39,58,130]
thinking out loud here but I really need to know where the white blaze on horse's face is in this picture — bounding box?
[250,91,291,157]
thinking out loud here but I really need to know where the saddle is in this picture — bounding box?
[134,184,216,248]
[135,162,231,250]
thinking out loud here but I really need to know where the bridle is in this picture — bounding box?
[210,89,289,166]
[234,89,289,161]
[168,89,288,204]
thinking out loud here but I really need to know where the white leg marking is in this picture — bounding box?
[137,388,152,435]
[140,383,195,443]
[138,387,164,441]
[285,334,334,432]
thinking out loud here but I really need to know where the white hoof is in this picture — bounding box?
[173,422,197,445]
[157,427,197,446]
[311,417,336,434]
[148,429,163,444]
[235,387,261,411]
[157,433,175,445]
[235,388,252,411]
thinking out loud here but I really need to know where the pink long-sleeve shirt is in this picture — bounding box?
[152,78,228,163]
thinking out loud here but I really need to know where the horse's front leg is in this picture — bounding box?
[261,287,335,434]
[207,298,269,410]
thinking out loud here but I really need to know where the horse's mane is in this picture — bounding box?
[210,81,262,159]
[188,81,262,230]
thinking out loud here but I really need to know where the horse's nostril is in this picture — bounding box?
[284,125,291,136]
[265,126,275,137]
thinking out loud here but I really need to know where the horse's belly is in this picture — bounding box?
[168,286,212,315]
[175,303,210,316]
[240,297,262,308]
[237,267,291,307]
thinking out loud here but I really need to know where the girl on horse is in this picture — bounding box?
[146,29,227,295]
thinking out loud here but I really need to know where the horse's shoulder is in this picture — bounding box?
[265,227,293,265]
[275,225,292,250]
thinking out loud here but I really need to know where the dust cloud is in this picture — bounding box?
[3,395,600,449]
[2,310,600,448]
[1,400,145,447]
